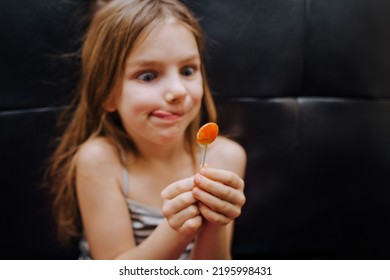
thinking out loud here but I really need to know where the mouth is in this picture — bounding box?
[150,109,183,120]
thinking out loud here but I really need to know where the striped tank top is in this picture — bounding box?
[78,167,194,259]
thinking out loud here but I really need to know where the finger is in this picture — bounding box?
[162,191,197,217]
[161,177,195,200]
[179,215,203,235]
[194,174,246,207]
[198,202,231,225]
[192,187,241,219]
[165,204,200,230]
[200,168,244,190]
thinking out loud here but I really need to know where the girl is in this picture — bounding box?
[48,0,246,259]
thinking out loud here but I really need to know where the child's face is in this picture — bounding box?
[110,20,203,146]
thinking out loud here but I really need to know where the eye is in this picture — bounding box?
[137,72,157,82]
[181,66,196,77]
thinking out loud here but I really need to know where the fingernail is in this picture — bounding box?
[194,174,203,184]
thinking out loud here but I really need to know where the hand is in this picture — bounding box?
[161,177,203,235]
[192,168,245,226]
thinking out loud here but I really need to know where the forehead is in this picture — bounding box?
[127,20,200,64]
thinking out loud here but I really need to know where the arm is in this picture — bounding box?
[76,139,198,259]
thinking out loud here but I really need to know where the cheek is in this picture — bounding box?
[189,90,203,119]
[190,81,204,103]
[117,86,155,115]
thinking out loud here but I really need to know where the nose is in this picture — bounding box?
[164,74,187,104]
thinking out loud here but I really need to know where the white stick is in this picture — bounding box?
[200,144,208,169]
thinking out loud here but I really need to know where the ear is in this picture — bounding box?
[103,94,117,112]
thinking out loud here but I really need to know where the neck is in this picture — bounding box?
[134,137,191,164]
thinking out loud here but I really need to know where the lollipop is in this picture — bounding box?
[197,122,219,168]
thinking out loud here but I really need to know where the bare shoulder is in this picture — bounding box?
[206,136,247,178]
[76,137,121,176]
[210,136,246,159]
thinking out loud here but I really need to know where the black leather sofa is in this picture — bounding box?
[1,0,390,259]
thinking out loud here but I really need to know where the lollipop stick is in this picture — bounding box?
[200,144,208,168]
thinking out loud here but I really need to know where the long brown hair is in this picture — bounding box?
[47,0,216,244]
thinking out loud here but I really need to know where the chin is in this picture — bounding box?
[158,135,181,144]
[155,131,184,145]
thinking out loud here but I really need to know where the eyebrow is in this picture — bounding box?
[127,54,201,68]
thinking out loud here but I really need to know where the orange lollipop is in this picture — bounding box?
[197,122,219,168]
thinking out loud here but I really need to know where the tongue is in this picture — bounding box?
[153,110,175,118]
